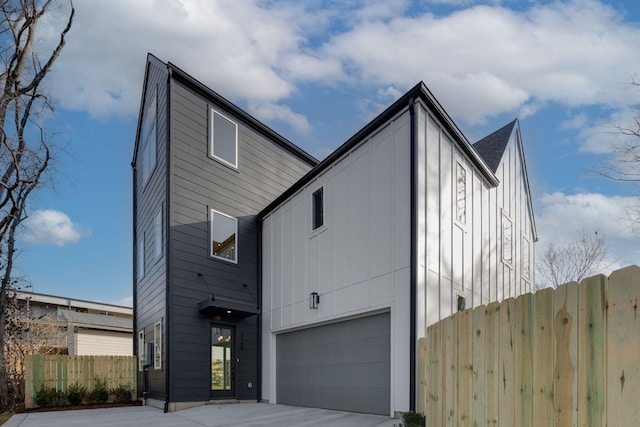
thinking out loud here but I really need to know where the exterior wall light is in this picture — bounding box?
[309,292,320,309]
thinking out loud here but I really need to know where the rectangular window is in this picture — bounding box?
[138,330,144,371]
[154,321,161,370]
[522,236,531,280]
[137,233,145,279]
[210,109,238,168]
[456,162,466,224]
[312,187,324,230]
[140,90,157,185]
[210,209,237,263]
[154,209,162,259]
[502,212,513,266]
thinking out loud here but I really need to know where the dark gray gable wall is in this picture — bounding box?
[166,69,315,403]
[133,54,169,400]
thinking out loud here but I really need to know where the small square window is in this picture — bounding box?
[210,209,237,263]
[312,188,324,230]
[210,109,238,168]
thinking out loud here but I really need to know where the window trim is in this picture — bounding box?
[209,208,238,264]
[311,187,324,231]
[138,330,145,371]
[209,108,238,169]
[154,208,162,260]
[522,235,531,281]
[154,321,162,370]
[455,161,467,226]
[502,211,514,267]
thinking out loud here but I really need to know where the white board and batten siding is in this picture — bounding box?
[262,109,413,416]
[415,101,536,336]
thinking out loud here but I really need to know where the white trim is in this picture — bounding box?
[209,108,238,169]
[154,321,162,370]
[138,330,145,371]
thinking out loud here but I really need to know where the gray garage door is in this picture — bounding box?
[276,312,390,415]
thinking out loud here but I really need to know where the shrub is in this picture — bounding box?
[111,384,132,403]
[86,376,109,403]
[47,388,67,407]
[33,383,50,407]
[66,382,87,405]
[398,411,426,427]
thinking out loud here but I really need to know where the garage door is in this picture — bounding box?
[276,312,390,415]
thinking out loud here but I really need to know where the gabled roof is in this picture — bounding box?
[132,53,318,169]
[472,119,517,173]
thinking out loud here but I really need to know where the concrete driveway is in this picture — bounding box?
[4,403,400,427]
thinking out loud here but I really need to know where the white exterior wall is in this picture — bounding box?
[75,329,133,356]
[262,110,412,416]
[415,102,536,335]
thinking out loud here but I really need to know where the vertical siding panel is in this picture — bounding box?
[533,287,555,425]
[440,135,453,318]
[606,266,640,426]
[426,114,441,324]
[554,281,579,427]
[498,298,515,426]
[577,275,606,427]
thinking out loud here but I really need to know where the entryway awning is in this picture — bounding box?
[198,295,258,317]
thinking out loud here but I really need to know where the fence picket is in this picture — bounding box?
[419,267,640,427]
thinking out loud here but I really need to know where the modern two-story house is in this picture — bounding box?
[133,54,536,416]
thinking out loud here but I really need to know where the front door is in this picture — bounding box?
[211,325,234,398]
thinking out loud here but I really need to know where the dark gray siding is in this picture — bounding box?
[167,78,313,402]
[133,56,168,399]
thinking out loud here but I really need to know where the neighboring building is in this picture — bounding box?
[10,290,133,356]
[133,55,537,416]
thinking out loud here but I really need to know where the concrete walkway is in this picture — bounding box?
[4,403,399,427]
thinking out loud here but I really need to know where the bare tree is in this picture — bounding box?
[0,0,74,409]
[536,229,609,289]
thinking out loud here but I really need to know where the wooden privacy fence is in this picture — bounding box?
[417,265,640,427]
[24,355,137,408]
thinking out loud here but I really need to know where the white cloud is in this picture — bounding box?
[249,102,312,136]
[536,192,640,273]
[115,296,133,308]
[22,210,89,247]
[38,0,640,127]
[578,106,639,154]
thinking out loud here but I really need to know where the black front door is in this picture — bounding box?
[211,325,234,398]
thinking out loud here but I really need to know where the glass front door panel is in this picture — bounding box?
[211,326,232,392]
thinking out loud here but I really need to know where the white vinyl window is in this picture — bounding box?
[210,209,237,263]
[209,108,238,168]
[522,236,531,280]
[154,321,162,370]
[138,330,145,371]
[455,162,466,224]
[502,212,513,266]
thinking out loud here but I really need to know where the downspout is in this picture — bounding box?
[164,66,172,414]
[408,97,417,413]
[257,216,263,402]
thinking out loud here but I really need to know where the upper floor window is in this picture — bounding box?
[210,109,238,169]
[455,162,466,224]
[137,232,145,279]
[502,212,513,266]
[154,208,162,259]
[140,90,157,185]
[210,209,237,263]
[522,236,531,280]
[312,187,324,230]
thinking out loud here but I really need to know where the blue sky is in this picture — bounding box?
[14,0,640,306]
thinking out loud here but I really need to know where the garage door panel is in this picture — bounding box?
[276,312,390,415]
